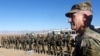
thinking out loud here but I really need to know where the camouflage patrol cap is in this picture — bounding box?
[65,2,92,17]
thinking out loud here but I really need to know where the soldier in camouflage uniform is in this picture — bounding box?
[15,36,20,49]
[18,36,22,49]
[3,36,7,48]
[46,33,51,54]
[38,35,43,53]
[36,34,41,53]
[11,36,15,49]
[50,32,57,55]
[66,33,73,56]
[29,34,34,50]
[33,35,37,52]
[7,36,11,48]
[21,35,26,50]
[1,36,5,47]
[41,35,46,54]
[65,2,100,56]
[56,34,64,56]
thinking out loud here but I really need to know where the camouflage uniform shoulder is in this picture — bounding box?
[83,26,100,41]
[80,26,100,56]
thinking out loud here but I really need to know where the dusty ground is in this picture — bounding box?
[0,48,51,56]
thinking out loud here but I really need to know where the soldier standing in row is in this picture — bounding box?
[46,33,51,54]
[66,33,73,56]
[56,34,64,56]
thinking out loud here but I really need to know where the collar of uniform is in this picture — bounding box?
[78,25,95,37]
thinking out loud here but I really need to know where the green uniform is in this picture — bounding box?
[73,25,100,56]
[66,33,73,56]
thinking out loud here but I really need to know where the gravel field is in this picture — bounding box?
[0,48,51,56]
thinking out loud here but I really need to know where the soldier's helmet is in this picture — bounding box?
[65,2,92,17]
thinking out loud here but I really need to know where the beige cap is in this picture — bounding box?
[65,2,92,17]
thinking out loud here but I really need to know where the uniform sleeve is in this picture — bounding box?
[81,37,100,56]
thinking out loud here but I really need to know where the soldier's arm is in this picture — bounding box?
[81,36,100,56]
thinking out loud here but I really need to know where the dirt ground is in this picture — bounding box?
[0,48,51,56]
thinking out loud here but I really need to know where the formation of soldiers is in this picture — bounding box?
[0,31,76,56]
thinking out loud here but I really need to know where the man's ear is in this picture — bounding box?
[83,14,87,21]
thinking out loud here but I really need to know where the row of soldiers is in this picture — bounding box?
[0,32,76,56]
[1,34,34,50]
